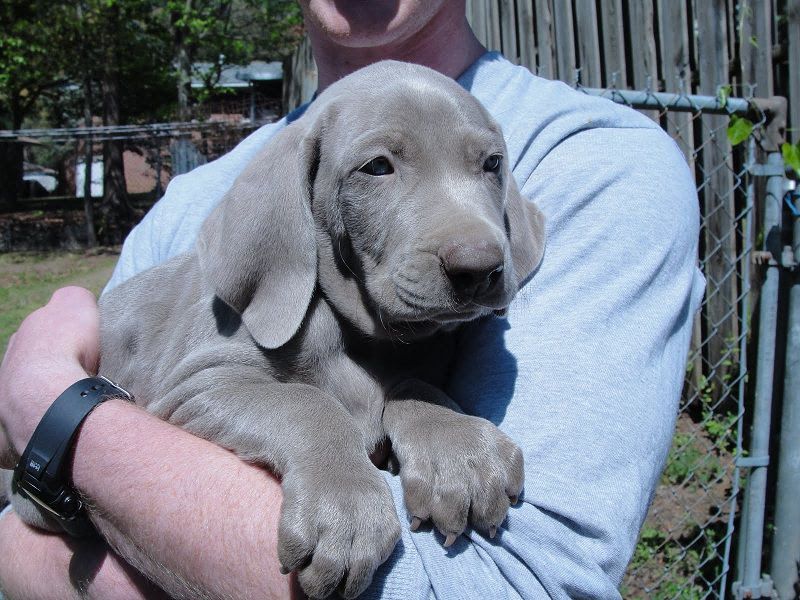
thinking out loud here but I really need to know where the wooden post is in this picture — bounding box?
[516,0,536,70]
[696,0,738,404]
[740,0,774,98]
[657,0,701,394]
[552,0,575,83]
[789,0,800,144]
[574,0,602,87]
[535,0,556,79]
[487,0,502,52]
[598,0,627,87]
[499,0,519,63]
[628,0,659,120]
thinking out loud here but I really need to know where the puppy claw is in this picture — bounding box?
[410,516,422,531]
[509,495,518,505]
[443,533,458,548]
[279,565,291,575]
[489,526,497,539]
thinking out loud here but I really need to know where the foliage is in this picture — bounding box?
[162,0,302,114]
[662,432,723,488]
[0,0,302,207]
[727,114,755,146]
[782,141,800,177]
[716,85,731,109]
[1,0,302,129]
[0,1,74,128]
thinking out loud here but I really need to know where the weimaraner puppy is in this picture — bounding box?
[11,61,546,598]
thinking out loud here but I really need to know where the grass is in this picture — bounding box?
[0,251,119,353]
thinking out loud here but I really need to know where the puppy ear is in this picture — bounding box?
[505,177,546,287]
[197,122,318,349]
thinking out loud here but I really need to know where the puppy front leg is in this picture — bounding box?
[384,379,524,546]
[170,380,400,600]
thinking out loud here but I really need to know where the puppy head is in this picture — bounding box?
[312,62,545,340]
[198,61,545,348]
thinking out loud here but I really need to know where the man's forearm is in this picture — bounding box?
[70,399,294,600]
[0,508,168,600]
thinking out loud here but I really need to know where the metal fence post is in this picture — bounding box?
[771,179,800,599]
[733,150,785,599]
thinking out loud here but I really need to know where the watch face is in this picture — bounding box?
[11,376,129,533]
[17,474,82,520]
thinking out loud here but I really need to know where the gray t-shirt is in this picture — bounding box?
[106,52,705,599]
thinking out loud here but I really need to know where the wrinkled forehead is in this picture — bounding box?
[311,63,505,157]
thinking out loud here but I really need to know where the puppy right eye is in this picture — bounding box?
[358,157,394,176]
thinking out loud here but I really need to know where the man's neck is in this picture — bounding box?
[309,11,486,92]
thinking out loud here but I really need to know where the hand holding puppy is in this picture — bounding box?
[0,286,99,468]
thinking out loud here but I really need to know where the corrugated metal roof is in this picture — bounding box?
[191,61,283,88]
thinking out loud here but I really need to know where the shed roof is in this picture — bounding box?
[191,61,283,89]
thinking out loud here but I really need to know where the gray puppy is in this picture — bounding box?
[13,61,546,599]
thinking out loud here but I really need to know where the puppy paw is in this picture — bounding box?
[277,460,401,599]
[394,414,524,545]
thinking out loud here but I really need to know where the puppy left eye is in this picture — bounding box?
[359,156,394,176]
[483,154,502,172]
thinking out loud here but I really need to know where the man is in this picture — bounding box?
[0,1,704,598]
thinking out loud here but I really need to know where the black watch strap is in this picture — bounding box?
[12,376,132,537]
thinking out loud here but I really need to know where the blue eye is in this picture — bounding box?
[359,157,394,176]
[483,154,502,172]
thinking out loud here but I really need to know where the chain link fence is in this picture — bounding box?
[0,118,276,250]
[576,86,791,598]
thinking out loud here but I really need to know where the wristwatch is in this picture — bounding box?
[12,375,132,537]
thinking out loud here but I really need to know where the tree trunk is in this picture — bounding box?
[78,0,97,247]
[173,0,194,121]
[0,143,23,210]
[100,2,130,245]
[83,78,97,248]
[0,104,24,210]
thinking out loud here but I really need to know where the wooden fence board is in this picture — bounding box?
[516,0,537,70]
[657,0,702,388]
[739,0,774,97]
[500,0,519,63]
[696,0,738,399]
[535,0,557,79]
[488,0,503,51]
[790,0,800,144]
[632,1,660,120]
[657,0,691,93]
[598,0,627,87]
[629,0,657,88]
[552,0,575,82]
[629,0,659,119]
[467,0,489,49]
[574,0,602,87]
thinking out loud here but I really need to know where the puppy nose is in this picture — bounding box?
[439,240,504,299]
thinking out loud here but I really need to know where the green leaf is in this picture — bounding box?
[728,115,754,146]
[717,85,731,109]
[782,142,800,176]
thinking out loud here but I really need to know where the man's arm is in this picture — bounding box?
[0,287,295,600]
[0,507,169,600]
[73,400,293,599]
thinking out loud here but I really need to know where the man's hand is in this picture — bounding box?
[0,286,100,468]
